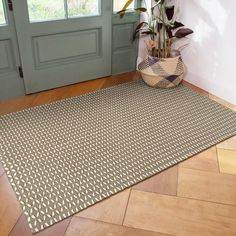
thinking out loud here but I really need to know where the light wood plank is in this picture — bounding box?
[178,167,236,205]
[65,217,170,236]
[179,146,219,172]
[0,174,22,236]
[28,77,105,107]
[102,71,140,89]
[9,214,71,236]
[218,149,236,175]
[76,189,130,225]
[0,95,36,116]
[217,135,236,151]
[133,166,178,196]
[124,190,236,236]
[0,72,138,116]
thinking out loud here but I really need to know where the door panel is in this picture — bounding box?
[33,29,100,64]
[0,40,15,70]
[112,12,139,75]
[0,0,25,100]
[13,0,112,94]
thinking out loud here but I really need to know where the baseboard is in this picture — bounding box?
[183,71,236,106]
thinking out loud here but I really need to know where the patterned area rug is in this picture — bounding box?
[1,80,236,233]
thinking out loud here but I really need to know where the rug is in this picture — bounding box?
[1,80,236,233]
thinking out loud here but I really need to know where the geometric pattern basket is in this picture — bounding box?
[138,54,185,88]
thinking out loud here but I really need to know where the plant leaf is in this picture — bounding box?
[171,21,184,29]
[165,6,175,21]
[165,27,173,38]
[135,22,149,31]
[151,0,163,13]
[175,28,194,38]
[122,0,134,10]
[117,9,127,16]
[133,22,149,40]
[134,7,147,13]
[118,0,135,18]
[141,31,157,36]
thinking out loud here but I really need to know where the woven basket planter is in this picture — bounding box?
[138,53,185,89]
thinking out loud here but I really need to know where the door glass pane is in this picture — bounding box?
[113,0,134,12]
[27,0,65,22]
[0,0,6,25]
[67,0,99,18]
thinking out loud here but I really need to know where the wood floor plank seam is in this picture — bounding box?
[176,166,181,199]
[173,166,178,196]
[75,189,130,225]
[178,195,236,207]
[179,165,221,173]
[63,217,73,236]
[132,166,178,196]
[176,165,179,196]
[216,147,222,173]
[177,168,236,207]
[130,189,178,196]
[74,215,128,228]
[217,147,236,151]
[132,188,236,208]
[74,215,136,229]
[121,189,132,226]
[74,216,176,236]
[8,212,24,236]
[124,189,236,236]
[179,165,236,176]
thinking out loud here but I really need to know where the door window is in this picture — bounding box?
[0,0,6,25]
[113,0,134,12]
[27,0,65,22]
[27,0,100,22]
[67,0,99,18]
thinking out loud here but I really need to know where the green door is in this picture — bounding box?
[112,2,140,75]
[12,0,112,94]
[0,0,25,99]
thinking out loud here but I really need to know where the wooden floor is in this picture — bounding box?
[1,72,236,236]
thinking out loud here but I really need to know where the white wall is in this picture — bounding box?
[180,0,236,105]
[138,0,236,105]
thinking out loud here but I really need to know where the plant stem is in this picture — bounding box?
[158,5,161,57]
[161,3,165,58]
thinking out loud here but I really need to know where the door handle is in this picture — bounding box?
[8,0,13,11]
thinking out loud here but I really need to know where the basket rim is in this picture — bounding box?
[147,49,182,60]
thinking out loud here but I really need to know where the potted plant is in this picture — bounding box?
[118,0,193,88]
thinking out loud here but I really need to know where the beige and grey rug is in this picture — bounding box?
[1,80,236,233]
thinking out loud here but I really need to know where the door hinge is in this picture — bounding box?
[18,66,24,78]
[8,0,13,11]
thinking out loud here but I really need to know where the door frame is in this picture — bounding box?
[0,0,25,100]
